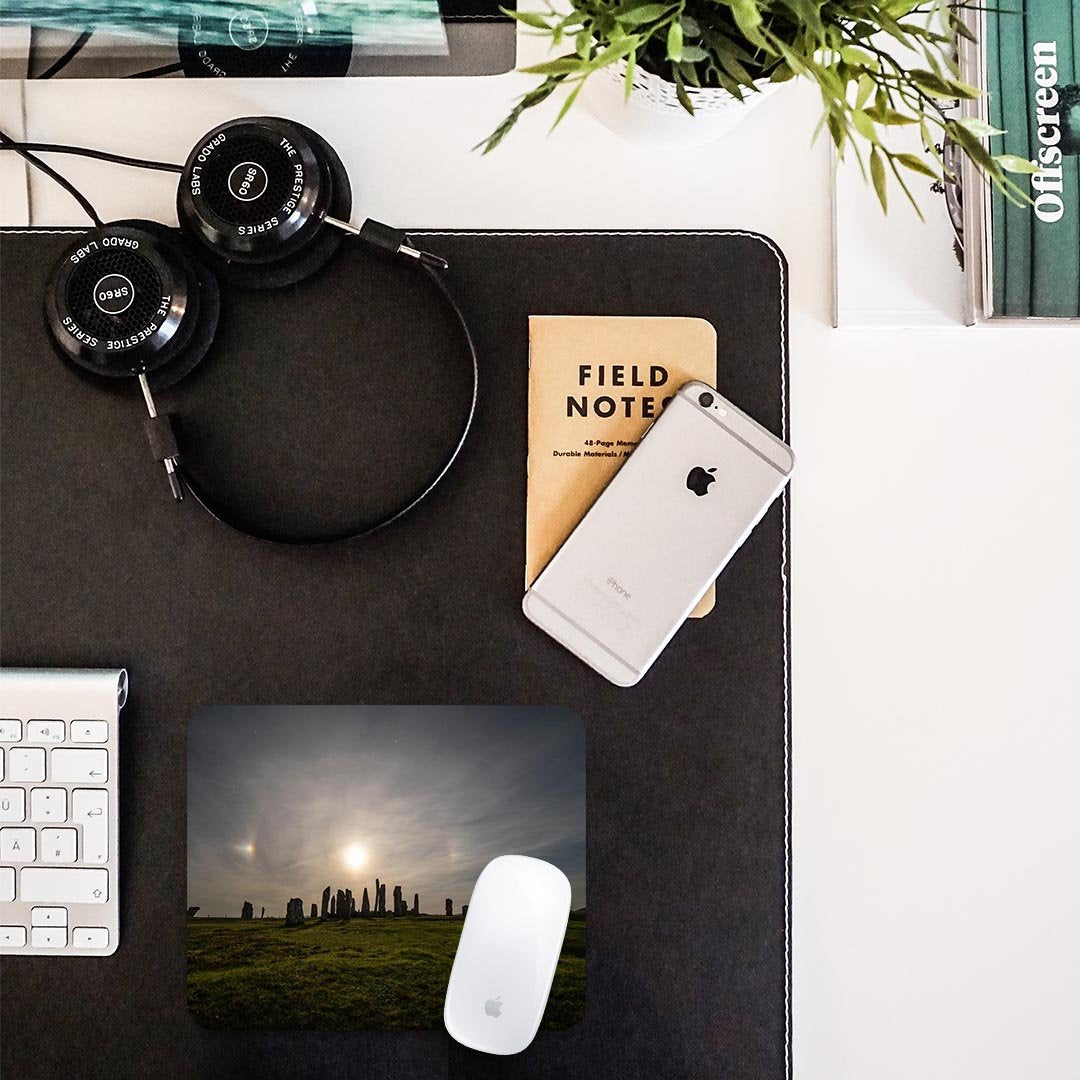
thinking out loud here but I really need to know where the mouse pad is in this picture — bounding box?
[185,705,586,1030]
[0,227,790,1080]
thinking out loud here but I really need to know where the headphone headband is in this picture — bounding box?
[38,119,478,546]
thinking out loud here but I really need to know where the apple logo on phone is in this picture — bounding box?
[484,996,503,1018]
[686,466,717,497]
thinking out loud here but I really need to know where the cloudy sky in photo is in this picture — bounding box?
[187,705,586,916]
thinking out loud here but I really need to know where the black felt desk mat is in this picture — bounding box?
[0,227,790,1080]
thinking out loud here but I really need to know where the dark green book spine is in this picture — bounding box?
[1028,0,1080,316]
[989,0,1080,317]
[991,3,1034,315]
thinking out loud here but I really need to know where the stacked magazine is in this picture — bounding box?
[980,0,1080,318]
[834,0,1079,325]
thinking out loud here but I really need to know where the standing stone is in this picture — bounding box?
[241,901,254,920]
[445,899,453,917]
[361,887,370,916]
[285,898,305,926]
[343,888,353,921]
[321,885,331,919]
[375,878,380,915]
[381,883,387,915]
[412,893,419,916]
[462,905,468,918]
[260,907,265,919]
[310,902,317,919]
[393,885,403,917]
[336,889,347,919]
[330,895,336,916]
[187,906,200,918]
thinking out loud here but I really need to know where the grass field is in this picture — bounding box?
[187,914,585,1030]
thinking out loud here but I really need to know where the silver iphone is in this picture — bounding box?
[522,380,794,686]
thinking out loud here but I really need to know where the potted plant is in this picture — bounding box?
[480,0,1034,212]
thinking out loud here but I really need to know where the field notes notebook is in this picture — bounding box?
[526,316,718,618]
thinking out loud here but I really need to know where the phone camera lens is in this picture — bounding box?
[698,392,714,408]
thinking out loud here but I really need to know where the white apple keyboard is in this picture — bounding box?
[0,668,125,956]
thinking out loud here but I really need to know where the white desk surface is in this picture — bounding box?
[2,32,1078,1080]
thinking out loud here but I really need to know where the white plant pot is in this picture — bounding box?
[584,59,783,147]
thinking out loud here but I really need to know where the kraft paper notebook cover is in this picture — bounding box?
[526,315,718,618]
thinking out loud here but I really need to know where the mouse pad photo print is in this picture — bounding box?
[185,705,586,1031]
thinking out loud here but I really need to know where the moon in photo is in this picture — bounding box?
[343,843,368,870]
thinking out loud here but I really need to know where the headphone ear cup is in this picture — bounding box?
[46,220,219,388]
[177,117,352,290]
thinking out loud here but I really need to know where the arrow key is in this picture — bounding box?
[51,749,107,784]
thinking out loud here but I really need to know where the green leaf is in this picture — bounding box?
[870,147,888,212]
[679,59,702,86]
[680,45,707,63]
[673,72,694,115]
[591,37,641,68]
[855,73,874,109]
[551,79,585,131]
[666,20,683,63]
[624,50,637,99]
[769,60,795,84]
[615,4,673,27]
[995,153,1040,174]
[519,56,586,77]
[840,46,876,67]
[894,152,939,179]
[956,115,1005,139]
[852,109,878,143]
[505,9,550,30]
[730,0,767,48]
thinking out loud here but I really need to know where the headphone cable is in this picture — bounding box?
[0,131,102,227]
[125,62,184,80]
[0,135,182,173]
[35,28,93,80]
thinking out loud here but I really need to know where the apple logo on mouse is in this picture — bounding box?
[484,996,503,1018]
[686,466,717,497]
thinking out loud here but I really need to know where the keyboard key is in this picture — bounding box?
[72,789,108,864]
[27,720,65,743]
[51,748,108,784]
[40,828,77,864]
[0,789,25,822]
[31,926,67,949]
[0,867,13,902]
[0,721,21,742]
[9,748,45,783]
[32,906,67,926]
[21,867,108,904]
[0,926,26,947]
[0,748,4,781]
[70,721,108,743]
[30,788,67,823]
[73,927,109,949]
[0,827,36,862]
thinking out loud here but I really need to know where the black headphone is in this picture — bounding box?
[35,116,478,546]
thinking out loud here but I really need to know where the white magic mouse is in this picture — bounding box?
[444,855,572,1055]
